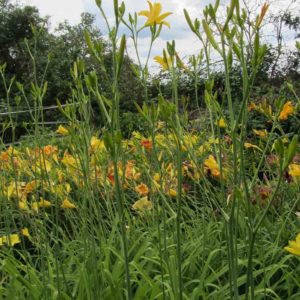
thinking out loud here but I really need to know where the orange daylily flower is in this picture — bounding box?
[141,139,153,151]
[135,183,149,196]
[248,101,257,111]
[43,145,58,157]
[279,101,294,121]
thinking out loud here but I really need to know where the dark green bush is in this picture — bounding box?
[120,112,150,138]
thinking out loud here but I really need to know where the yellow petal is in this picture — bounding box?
[216,117,226,128]
[253,129,267,138]
[61,198,77,209]
[156,12,173,23]
[168,188,177,197]
[56,125,69,135]
[161,21,171,29]
[244,143,262,151]
[147,0,153,10]
[279,101,294,121]
[132,196,153,212]
[152,2,162,19]
[296,233,300,244]
[19,201,29,211]
[138,10,150,17]
[284,246,300,256]
[8,234,21,246]
[204,155,219,171]
[21,228,30,238]
[39,199,52,208]
[289,164,300,177]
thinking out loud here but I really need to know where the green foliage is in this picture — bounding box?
[120,112,150,138]
[0,1,300,299]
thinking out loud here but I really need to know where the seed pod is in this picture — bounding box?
[119,2,125,17]
[114,0,119,20]
[202,20,220,52]
[117,35,126,79]
[84,30,94,55]
[273,138,284,159]
[184,9,195,33]
[284,135,298,170]
[223,0,236,30]
[232,42,241,61]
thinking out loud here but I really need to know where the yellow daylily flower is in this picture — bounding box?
[0,233,21,247]
[168,188,177,197]
[279,101,294,121]
[34,160,52,174]
[61,152,77,168]
[32,198,51,212]
[90,136,105,153]
[7,234,21,246]
[154,55,173,70]
[139,1,172,28]
[49,183,72,199]
[153,173,161,183]
[56,125,69,135]
[284,233,300,256]
[5,182,27,201]
[216,117,227,128]
[132,196,153,212]
[204,155,221,178]
[24,181,38,194]
[21,228,30,238]
[19,201,29,211]
[244,142,262,151]
[253,129,268,138]
[289,164,300,177]
[61,198,77,209]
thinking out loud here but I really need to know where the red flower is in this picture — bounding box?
[141,140,153,151]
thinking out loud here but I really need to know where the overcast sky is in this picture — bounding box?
[16,0,299,70]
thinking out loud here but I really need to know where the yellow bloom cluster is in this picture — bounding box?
[1,120,299,240]
[0,228,30,247]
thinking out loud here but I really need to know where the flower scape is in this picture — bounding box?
[0,0,300,299]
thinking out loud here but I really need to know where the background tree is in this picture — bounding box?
[0,1,143,142]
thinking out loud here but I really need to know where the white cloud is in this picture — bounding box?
[15,0,84,27]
